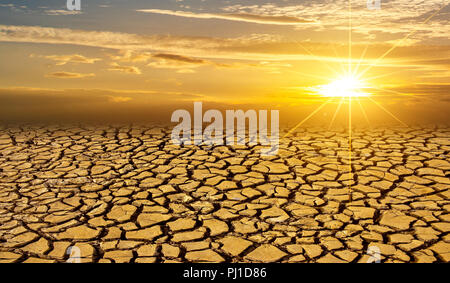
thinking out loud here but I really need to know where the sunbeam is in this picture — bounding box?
[283,99,332,138]
[368,97,409,127]
[358,3,448,79]
[329,98,344,130]
[356,98,370,126]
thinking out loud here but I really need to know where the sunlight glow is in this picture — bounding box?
[318,76,370,98]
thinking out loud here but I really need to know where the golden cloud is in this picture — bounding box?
[44,54,102,65]
[108,63,142,74]
[46,72,95,79]
[108,96,133,103]
[137,9,315,25]
[1,24,449,79]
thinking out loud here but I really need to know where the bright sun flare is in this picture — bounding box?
[318,76,370,98]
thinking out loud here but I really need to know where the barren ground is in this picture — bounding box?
[0,125,449,263]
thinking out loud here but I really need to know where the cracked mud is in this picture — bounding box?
[0,125,448,263]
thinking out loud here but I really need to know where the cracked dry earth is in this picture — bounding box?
[0,125,449,263]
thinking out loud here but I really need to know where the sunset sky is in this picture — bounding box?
[0,0,449,124]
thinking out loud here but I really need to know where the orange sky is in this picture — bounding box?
[0,0,449,125]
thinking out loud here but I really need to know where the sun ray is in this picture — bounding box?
[371,86,412,96]
[328,98,344,130]
[358,3,448,78]
[370,86,436,102]
[360,69,407,82]
[348,95,353,192]
[356,98,370,126]
[348,0,352,76]
[283,99,332,138]
[347,0,353,198]
[368,97,409,127]
[292,39,342,77]
[352,45,369,78]
[288,70,334,81]
[331,44,348,75]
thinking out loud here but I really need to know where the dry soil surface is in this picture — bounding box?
[0,125,449,263]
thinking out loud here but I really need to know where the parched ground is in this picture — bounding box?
[0,125,449,263]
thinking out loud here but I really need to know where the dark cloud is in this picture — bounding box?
[152,53,206,64]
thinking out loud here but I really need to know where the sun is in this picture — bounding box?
[318,75,370,98]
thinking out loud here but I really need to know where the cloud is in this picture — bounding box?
[44,54,101,65]
[109,50,243,74]
[222,1,450,40]
[147,53,208,72]
[175,69,196,74]
[46,72,95,79]
[1,24,449,72]
[137,9,315,25]
[146,52,250,73]
[152,53,206,64]
[384,83,450,98]
[1,3,82,15]
[44,9,82,15]
[147,52,286,73]
[108,96,132,103]
[110,50,153,62]
[108,63,141,74]
[0,3,28,13]
[0,25,229,57]
[110,51,208,65]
